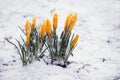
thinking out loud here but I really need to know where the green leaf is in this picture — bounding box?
[18,26,26,35]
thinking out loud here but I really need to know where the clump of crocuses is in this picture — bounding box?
[15,13,79,67]
[16,16,46,66]
[44,13,79,67]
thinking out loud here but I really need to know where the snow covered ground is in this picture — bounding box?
[0,0,120,80]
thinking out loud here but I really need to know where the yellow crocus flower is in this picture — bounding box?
[70,35,79,49]
[25,20,31,45]
[40,21,46,39]
[53,13,58,31]
[25,20,31,34]
[69,13,77,32]
[46,19,52,38]
[32,16,36,30]
[64,13,73,32]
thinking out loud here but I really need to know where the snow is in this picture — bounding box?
[0,0,120,80]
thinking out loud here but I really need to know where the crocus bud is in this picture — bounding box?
[53,13,58,31]
[69,13,77,32]
[25,20,31,45]
[32,16,36,30]
[40,21,46,39]
[64,13,72,32]
[70,35,79,49]
[25,20,31,34]
[46,19,52,38]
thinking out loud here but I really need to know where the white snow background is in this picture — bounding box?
[0,0,120,80]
